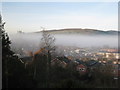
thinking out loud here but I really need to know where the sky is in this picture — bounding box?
[2,2,118,33]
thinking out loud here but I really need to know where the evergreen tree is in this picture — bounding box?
[0,14,13,88]
[0,14,27,88]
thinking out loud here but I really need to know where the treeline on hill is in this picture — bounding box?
[1,15,118,88]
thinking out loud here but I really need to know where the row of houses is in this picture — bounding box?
[16,47,120,79]
[51,56,120,79]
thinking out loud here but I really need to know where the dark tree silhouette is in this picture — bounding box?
[1,14,28,88]
[39,28,56,87]
[1,14,13,88]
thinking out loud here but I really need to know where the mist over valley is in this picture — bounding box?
[9,29,119,54]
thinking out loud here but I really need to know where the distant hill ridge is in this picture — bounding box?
[34,28,119,35]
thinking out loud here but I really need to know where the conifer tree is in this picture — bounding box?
[0,14,14,88]
[0,14,26,88]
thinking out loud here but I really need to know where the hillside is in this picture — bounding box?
[34,28,119,35]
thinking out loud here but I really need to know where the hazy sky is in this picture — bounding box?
[2,2,118,33]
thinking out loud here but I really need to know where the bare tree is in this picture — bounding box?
[40,28,56,62]
[40,28,55,51]
[40,28,56,87]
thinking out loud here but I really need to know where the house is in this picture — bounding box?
[51,58,67,68]
[85,60,98,66]
[75,59,84,64]
[76,64,87,75]
[85,60,101,72]
[57,56,70,63]
[97,49,120,59]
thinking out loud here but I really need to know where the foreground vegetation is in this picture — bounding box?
[1,15,118,88]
